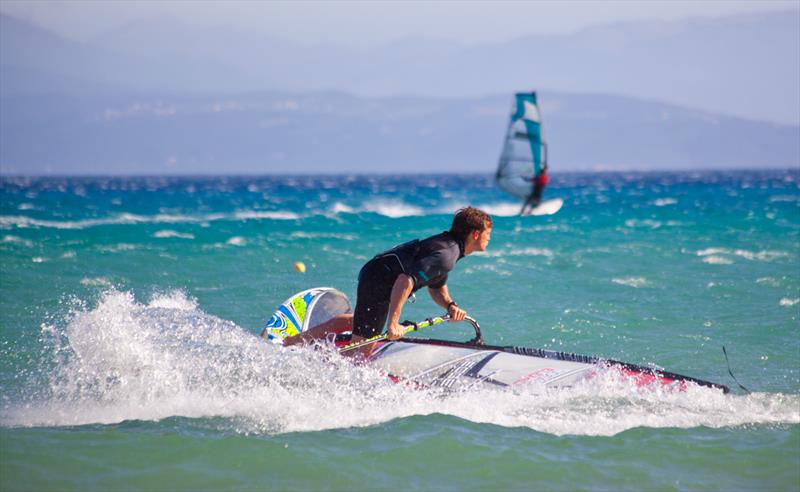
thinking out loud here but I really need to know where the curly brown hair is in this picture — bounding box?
[450,207,492,243]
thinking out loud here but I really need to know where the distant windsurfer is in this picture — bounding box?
[284,207,493,355]
[520,165,549,215]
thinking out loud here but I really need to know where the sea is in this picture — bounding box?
[1,170,798,491]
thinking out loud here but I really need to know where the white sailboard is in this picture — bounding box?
[263,288,730,393]
[525,198,563,216]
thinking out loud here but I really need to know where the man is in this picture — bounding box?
[284,207,492,353]
[520,166,549,215]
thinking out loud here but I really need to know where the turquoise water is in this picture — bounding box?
[1,171,798,491]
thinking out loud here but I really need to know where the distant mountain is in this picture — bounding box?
[1,13,798,175]
[1,91,796,175]
[1,11,798,124]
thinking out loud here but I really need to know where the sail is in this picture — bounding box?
[262,287,352,344]
[495,92,548,200]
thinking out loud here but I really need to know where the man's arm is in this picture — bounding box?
[385,274,414,340]
[428,284,466,321]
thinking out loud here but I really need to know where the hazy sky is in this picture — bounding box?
[2,0,797,45]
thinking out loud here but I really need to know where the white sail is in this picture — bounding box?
[495,92,548,200]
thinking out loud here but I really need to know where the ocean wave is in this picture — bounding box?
[2,202,453,229]
[226,236,247,246]
[233,211,300,220]
[481,247,554,258]
[323,199,429,218]
[153,230,195,239]
[363,200,425,218]
[0,213,200,230]
[97,243,138,253]
[330,202,356,214]
[612,277,650,288]
[1,235,34,247]
[0,210,300,230]
[79,277,113,287]
[702,256,734,265]
[625,219,663,229]
[697,248,791,262]
[779,298,799,307]
[290,231,357,241]
[769,195,800,202]
[326,201,524,219]
[653,198,678,206]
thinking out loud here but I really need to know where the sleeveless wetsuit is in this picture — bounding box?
[352,231,464,338]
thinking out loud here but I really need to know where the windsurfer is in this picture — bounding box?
[284,207,493,354]
[520,166,549,215]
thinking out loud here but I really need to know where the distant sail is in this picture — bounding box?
[495,92,548,200]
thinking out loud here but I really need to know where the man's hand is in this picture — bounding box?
[448,303,466,321]
[387,321,406,340]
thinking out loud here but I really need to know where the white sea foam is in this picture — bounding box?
[97,243,137,253]
[625,219,662,229]
[481,247,554,258]
[769,195,800,202]
[363,200,425,218]
[330,202,356,214]
[1,235,34,247]
[702,256,734,265]
[79,277,113,287]
[323,200,527,219]
[696,248,790,262]
[653,198,678,206]
[612,277,650,288]
[226,236,247,246]
[0,210,299,230]
[153,230,195,239]
[779,298,799,307]
[697,248,725,256]
[329,200,471,218]
[514,224,568,233]
[234,210,300,220]
[148,291,199,311]
[290,231,356,241]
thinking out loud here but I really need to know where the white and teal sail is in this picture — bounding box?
[495,92,548,200]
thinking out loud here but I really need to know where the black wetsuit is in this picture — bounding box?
[352,231,464,338]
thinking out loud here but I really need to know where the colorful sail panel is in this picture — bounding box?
[495,92,548,200]
[262,287,352,344]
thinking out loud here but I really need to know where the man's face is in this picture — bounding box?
[475,226,492,252]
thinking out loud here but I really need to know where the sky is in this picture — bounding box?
[1,0,797,46]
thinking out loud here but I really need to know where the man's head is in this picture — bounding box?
[450,207,492,254]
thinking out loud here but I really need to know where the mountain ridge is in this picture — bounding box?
[1,90,796,175]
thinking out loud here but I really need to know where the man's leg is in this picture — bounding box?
[530,183,544,208]
[283,314,353,346]
[520,194,535,215]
